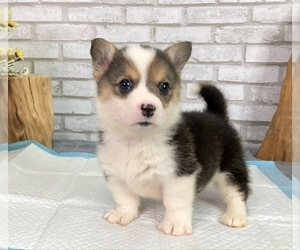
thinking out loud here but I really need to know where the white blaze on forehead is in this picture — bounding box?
[125,45,156,86]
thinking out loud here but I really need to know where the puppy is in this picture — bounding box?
[90,38,250,236]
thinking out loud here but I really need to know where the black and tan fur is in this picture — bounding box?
[91,38,250,236]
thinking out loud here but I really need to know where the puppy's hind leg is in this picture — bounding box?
[213,171,248,228]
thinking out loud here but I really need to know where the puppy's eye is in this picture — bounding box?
[119,79,132,93]
[158,82,170,95]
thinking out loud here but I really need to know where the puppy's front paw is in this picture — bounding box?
[104,207,137,226]
[221,212,247,228]
[158,220,192,236]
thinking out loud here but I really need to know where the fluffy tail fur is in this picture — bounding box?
[193,84,228,120]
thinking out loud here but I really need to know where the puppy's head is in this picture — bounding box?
[90,38,191,136]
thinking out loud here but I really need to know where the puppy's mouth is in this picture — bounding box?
[138,122,153,127]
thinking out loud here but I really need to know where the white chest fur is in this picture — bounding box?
[98,132,176,199]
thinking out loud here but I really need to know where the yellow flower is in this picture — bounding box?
[8,20,19,28]
[15,47,24,60]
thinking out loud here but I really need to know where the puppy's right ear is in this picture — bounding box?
[90,38,117,79]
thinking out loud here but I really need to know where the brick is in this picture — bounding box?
[52,80,61,96]
[186,83,244,100]
[10,24,31,39]
[284,25,292,42]
[186,7,248,24]
[62,80,97,97]
[34,61,93,79]
[96,25,150,42]
[9,42,59,59]
[90,133,99,141]
[284,25,300,42]
[218,66,280,83]
[293,25,300,42]
[186,84,197,99]
[156,27,211,43]
[159,0,215,3]
[228,104,276,122]
[182,64,213,81]
[181,102,205,112]
[264,0,287,2]
[68,7,123,23]
[53,98,92,114]
[54,116,62,131]
[36,24,95,40]
[127,7,181,24]
[192,45,242,62]
[246,45,291,63]
[42,0,153,3]
[65,116,98,132]
[246,86,280,104]
[53,132,89,141]
[242,141,261,149]
[220,0,286,3]
[253,5,292,23]
[10,0,39,2]
[246,126,269,141]
[221,0,286,2]
[91,99,97,115]
[63,43,90,59]
[11,6,62,22]
[215,26,280,44]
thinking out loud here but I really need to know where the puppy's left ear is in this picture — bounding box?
[90,38,117,80]
[164,42,192,75]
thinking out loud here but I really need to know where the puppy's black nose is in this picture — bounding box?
[141,104,156,118]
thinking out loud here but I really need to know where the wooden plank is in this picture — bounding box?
[292,55,300,162]
[8,75,54,148]
[256,56,292,162]
[0,77,8,144]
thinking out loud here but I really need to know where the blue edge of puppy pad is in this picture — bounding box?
[1,140,299,250]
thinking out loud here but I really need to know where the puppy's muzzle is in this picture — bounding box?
[141,104,156,118]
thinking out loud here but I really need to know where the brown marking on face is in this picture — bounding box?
[147,50,181,108]
[97,50,141,102]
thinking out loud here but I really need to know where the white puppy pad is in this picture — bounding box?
[5,144,293,249]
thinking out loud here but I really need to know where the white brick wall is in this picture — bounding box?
[156,27,211,42]
[246,45,291,63]
[68,7,123,23]
[53,98,93,115]
[186,6,248,24]
[127,7,182,24]
[96,25,150,42]
[215,26,281,43]
[252,5,292,23]
[62,80,96,97]
[8,0,293,147]
[218,66,280,83]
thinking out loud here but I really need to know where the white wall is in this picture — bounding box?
[9,0,294,147]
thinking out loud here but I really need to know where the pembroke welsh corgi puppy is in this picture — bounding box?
[90,38,250,236]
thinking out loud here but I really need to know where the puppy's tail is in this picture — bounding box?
[192,84,228,120]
